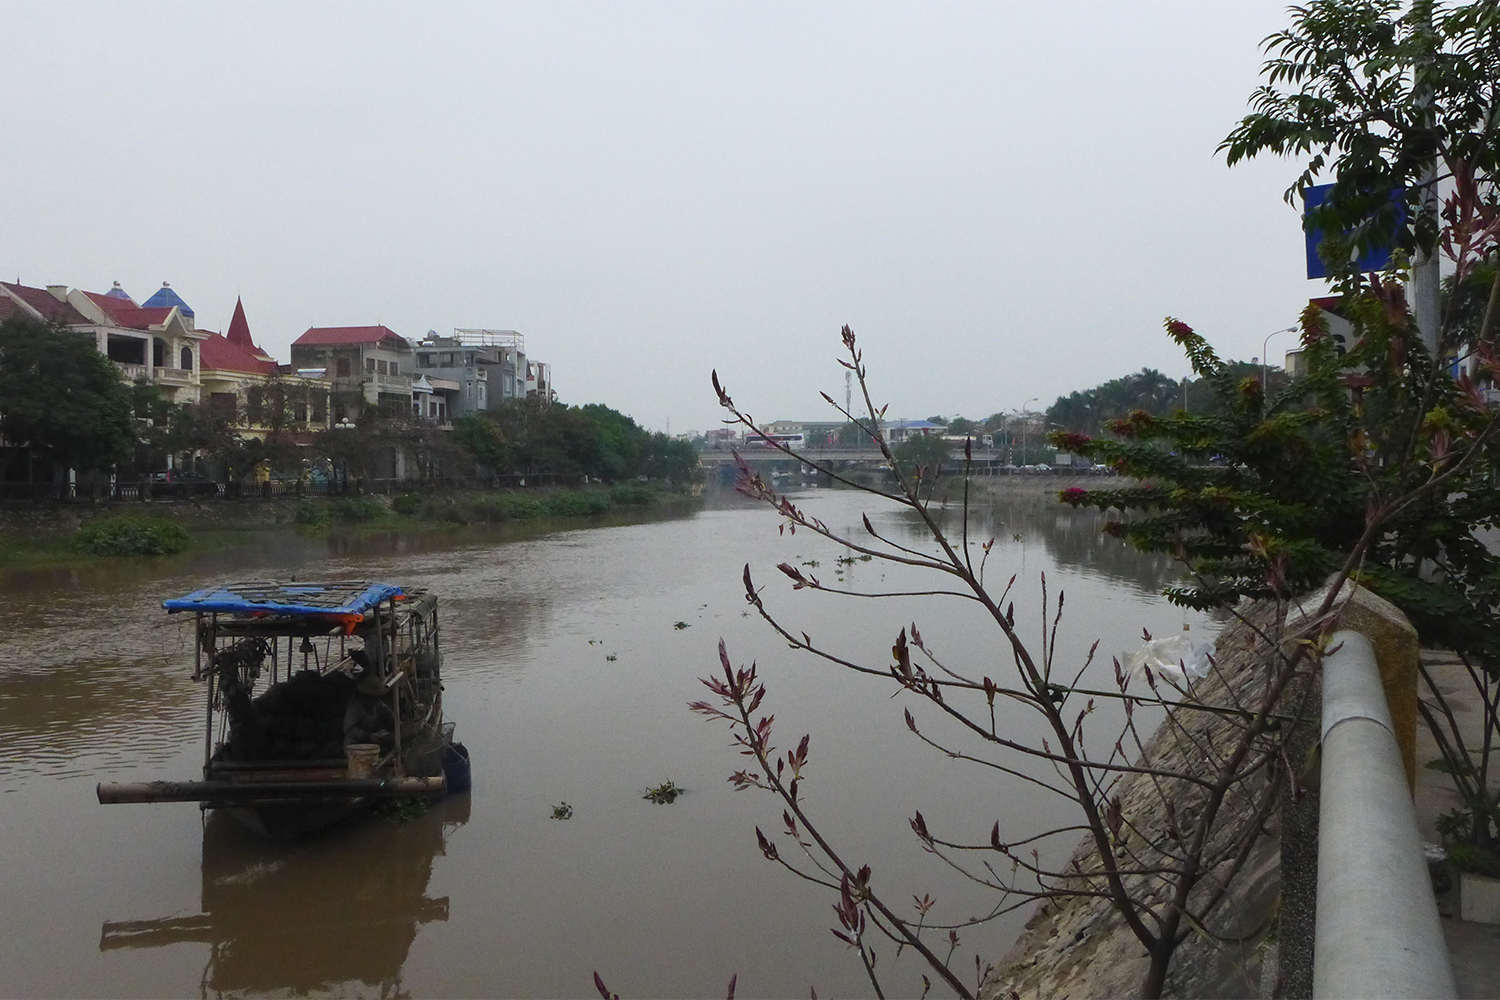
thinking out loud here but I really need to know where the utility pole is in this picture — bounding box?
[1410,0,1442,358]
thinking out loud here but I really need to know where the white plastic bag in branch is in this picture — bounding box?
[1124,634,1215,684]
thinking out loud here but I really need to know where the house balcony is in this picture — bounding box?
[153,367,195,386]
[115,363,147,382]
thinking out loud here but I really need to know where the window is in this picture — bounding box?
[312,401,326,424]
[390,362,399,376]
[209,392,237,418]
[337,358,351,377]
[418,353,433,368]
[180,346,193,371]
[365,357,375,373]
[377,360,388,375]
[294,402,308,423]
[466,380,473,398]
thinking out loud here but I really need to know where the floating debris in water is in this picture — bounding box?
[673,621,690,630]
[644,781,683,804]
[552,802,574,820]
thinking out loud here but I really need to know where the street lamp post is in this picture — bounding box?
[1020,397,1039,466]
[1262,326,1298,417]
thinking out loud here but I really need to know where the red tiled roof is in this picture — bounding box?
[201,331,279,376]
[84,291,175,330]
[0,282,90,325]
[293,325,408,348]
[0,297,21,324]
[226,297,254,348]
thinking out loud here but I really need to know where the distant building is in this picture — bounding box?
[200,298,331,440]
[1,280,206,403]
[884,419,944,444]
[290,325,412,421]
[413,329,530,417]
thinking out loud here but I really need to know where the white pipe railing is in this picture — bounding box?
[1314,629,1455,998]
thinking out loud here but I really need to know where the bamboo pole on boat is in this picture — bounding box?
[202,613,214,772]
[97,775,446,804]
[389,594,402,772]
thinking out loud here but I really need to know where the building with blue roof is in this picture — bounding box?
[142,281,195,318]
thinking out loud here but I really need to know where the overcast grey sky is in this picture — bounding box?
[2,1,1321,434]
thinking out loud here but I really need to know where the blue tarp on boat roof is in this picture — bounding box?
[162,581,404,616]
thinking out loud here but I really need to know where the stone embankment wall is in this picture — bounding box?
[982,601,1314,999]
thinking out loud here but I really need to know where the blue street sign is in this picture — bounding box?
[1303,184,1405,279]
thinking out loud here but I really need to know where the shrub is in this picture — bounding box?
[73,514,190,557]
[543,490,612,517]
[608,482,659,506]
[329,496,385,522]
[293,502,328,526]
[391,493,423,516]
[497,493,546,519]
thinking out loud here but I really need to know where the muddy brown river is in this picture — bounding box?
[0,484,1208,998]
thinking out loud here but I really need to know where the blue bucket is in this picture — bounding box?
[442,742,471,794]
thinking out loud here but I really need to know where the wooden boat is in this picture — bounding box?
[98,580,462,838]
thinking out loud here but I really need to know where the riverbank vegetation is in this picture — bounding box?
[0,480,694,569]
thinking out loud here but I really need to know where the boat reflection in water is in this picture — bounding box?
[99,794,468,996]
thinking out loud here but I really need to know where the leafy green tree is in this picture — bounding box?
[453,413,511,471]
[453,399,695,483]
[1221,0,1500,352]
[945,415,977,434]
[1213,0,1500,869]
[891,431,950,482]
[0,314,136,479]
[639,431,700,483]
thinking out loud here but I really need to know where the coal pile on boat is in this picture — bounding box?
[234,670,360,761]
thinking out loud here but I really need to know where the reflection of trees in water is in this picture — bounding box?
[1016,503,1186,597]
[99,797,468,998]
[851,490,1187,599]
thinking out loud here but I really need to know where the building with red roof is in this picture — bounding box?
[197,298,332,443]
[291,324,413,421]
[0,280,205,403]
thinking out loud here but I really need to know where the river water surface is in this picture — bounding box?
[0,484,1208,998]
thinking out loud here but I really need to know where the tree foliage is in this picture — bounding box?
[1047,363,1294,436]
[0,314,137,477]
[1221,0,1500,308]
[454,398,698,483]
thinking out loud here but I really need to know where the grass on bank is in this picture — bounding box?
[0,483,693,568]
[293,482,677,528]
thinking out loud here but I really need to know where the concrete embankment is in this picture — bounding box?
[981,600,1304,999]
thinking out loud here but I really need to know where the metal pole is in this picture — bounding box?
[1021,398,1038,466]
[1262,326,1297,418]
[1411,160,1443,359]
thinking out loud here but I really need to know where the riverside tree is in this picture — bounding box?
[1211,0,1500,876]
[0,314,136,481]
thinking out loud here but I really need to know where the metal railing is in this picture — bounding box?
[0,473,563,504]
[1314,629,1456,998]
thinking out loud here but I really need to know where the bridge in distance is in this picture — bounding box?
[697,446,1010,467]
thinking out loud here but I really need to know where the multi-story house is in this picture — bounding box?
[0,280,205,403]
[412,329,531,417]
[199,298,331,442]
[290,325,412,422]
[526,360,554,402]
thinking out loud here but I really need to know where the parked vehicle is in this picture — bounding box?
[97,581,467,839]
[149,470,220,498]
